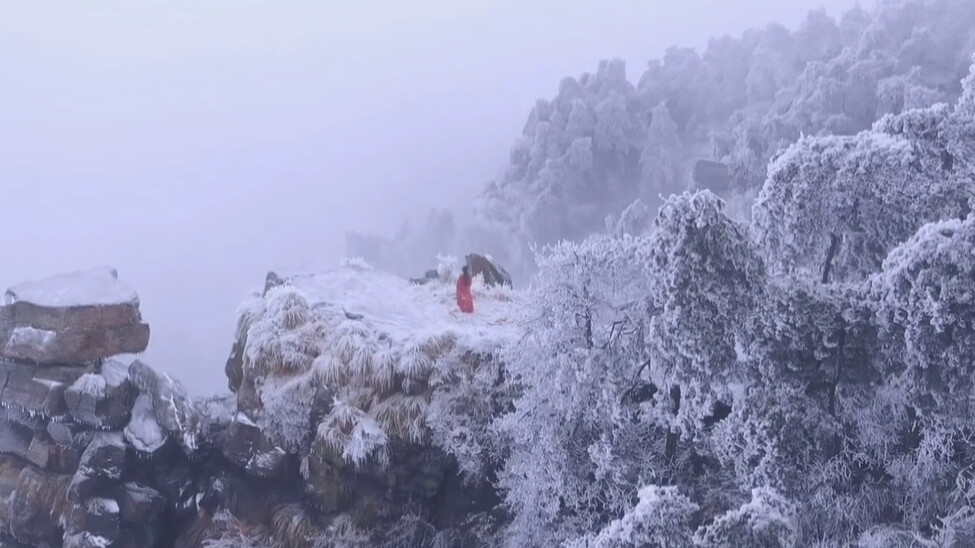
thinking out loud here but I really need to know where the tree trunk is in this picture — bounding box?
[822,233,841,284]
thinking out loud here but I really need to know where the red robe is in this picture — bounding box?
[456,275,474,313]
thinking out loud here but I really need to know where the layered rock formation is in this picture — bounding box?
[1,263,515,547]
[212,262,515,545]
[0,269,221,548]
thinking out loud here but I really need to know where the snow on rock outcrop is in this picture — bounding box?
[234,263,516,453]
[4,267,138,308]
[0,267,150,365]
[0,261,518,547]
[128,360,200,453]
[123,395,167,457]
[226,261,518,525]
[0,269,199,548]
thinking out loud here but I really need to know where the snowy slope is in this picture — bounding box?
[288,263,518,353]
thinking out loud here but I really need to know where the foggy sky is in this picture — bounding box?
[0,0,862,395]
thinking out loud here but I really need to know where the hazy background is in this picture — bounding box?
[0,0,862,394]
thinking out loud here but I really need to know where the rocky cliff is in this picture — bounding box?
[0,262,515,547]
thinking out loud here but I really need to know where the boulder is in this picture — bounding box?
[67,472,101,505]
[67,497,120,542]
[0,268,150,365]
[8,466,69,545]
[692,159,731,193]
[78,433,126,481]
[64,366,135,430]
[0,361,87,419]
[0,420,32,463]
[222,414,287,478]
[124,395,169,460]
[465,254,512,288]
[63,530,116,548]
[25,430,81,473]
[128,360,200,453]
[46,421,74,446]
[116,482,165,526]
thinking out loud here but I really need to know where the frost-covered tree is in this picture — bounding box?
[496,233,659,546]
[694,487,798,548]
[643,191,765,434]
[567,486,698,548]
[872,216,975,418]
[753,85,975,283]
[639,102,683,200]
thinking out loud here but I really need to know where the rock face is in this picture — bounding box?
[1,265,513,547]
[0,269,207,548]
[466,253,513,288]
[0,268,150,365]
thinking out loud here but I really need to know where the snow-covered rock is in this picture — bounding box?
[0,268,150,365]
[78,433,125,481]
[7,464,69,546]
[0,360,87,420]
[5,268,137,308]
[123,395,167,457]
[222,413,288,477]
[64,364,135,430]
[228,263,517,525]
[128,360,200,453]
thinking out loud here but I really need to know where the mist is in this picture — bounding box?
[0,0,861,395]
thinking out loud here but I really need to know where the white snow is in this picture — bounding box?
[233,412,257,427]
[32,378,64,390]
[73,533,112,548]
[5,266,138,307]
[289,264,518,352]
[88,497,120,514]
[124,394,167,453]
[6,327,56,351]
[70,373,107,399]
[99,360,130,391]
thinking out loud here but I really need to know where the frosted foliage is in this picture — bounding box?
[203,511,284,548]
[425,349,503,480]
[317,399,388,466]
[594,91,636,154]
[567,486,698,548]
[372,394,427,443]
[857,527,929,548]
[754,83,975,283]
[694,487,798,547]
[340,256,374,271]
[753,132,918,281]
[398,341,433,380]
[644,191,765,429]
[874,216,975,415]
[265,286,311,329]
[566,137,594,171]
[71,374,106,400]
[611,199,652,237]
[640,102,683,196]
[242,287,320,378]
[497,234,658,545]
[258,374,317,452]
[235,292,265,342]
[436,254,458,280]
[960,54,975,117]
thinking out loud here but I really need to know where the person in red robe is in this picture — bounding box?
[456,266,474,313]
